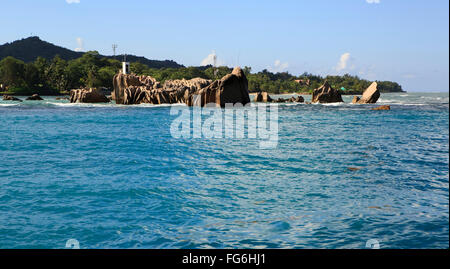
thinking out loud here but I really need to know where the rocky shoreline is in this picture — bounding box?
[2,66,387,110]
[107,66,250,107]
[251,80,381,105]
[70,66,382,107]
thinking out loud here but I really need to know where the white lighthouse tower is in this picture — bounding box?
[122,54,130,74]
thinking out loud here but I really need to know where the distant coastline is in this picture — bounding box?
[0,37,404,97]
[1,90,408,97]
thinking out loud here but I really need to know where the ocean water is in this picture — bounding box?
[0,92,448,249]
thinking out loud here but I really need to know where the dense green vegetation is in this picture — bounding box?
[246,70,403,94]
[0,52,119,94]
[130,65,403,94]
[0,53,403,95]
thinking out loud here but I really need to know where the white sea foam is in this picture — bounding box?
[128,103,187,108]
[321,102,346,106]
[49,101,187,108]
[3,92,445,109]
[49,102,115,107]
[0,103,17,107]
[397,103,427,106]
[377,98,395,103]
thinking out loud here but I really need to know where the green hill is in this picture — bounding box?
[0,36,184,69]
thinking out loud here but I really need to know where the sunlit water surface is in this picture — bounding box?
[0,92,448,248]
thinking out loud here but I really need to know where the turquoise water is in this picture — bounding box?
[0,92,448,249]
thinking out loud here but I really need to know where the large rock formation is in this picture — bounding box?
[311,81,343,103]
[186,67,250,107]
[113,72,212,105]
[3,95,22,102]
[122,86,190,105]
[70,88,110,103]
[112,67,250,107]
[163,78,212,94]
[254,92,273,102]
[26,94,43,100]
[352,82,380,104]
[112,73,161,104]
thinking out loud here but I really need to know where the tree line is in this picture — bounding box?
[0,51,403,95]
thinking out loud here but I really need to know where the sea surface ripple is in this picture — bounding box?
[0,92,448,248]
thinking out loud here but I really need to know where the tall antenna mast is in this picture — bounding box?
[112,44,118,59]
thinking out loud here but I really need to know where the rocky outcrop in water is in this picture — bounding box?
[372,105,390,110]
[113,67,250,107]
[274,98,288,103]
[254,92,304,103]
[186,67,250,107]
[26,94,43,100]
[311,81,343,103]
[113,73,212,105]
[122,86,188,105]
[3,95,22,102]
[289,96,305,103]
[112,73,161,104]
[254,92,273,102]
[163,78,212,94]
[352,82,380,104]
[70,88,110,103]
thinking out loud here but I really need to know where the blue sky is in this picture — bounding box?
[1,0,448,91]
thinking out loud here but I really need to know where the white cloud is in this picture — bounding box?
[366,0,380,4]
[201,51,225,66]
[336,52,352,72]
[74,37,84,52]
[66,0,80,3]
[268,60,289,73]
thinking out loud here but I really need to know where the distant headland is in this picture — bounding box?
[0,36,404,96]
